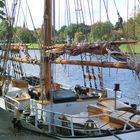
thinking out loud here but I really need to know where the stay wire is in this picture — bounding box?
[80,54,86,87]
[25,0,41,60]
[103,0,110,21]
[79,0,85,24]
[87,0,94,41]
[113,0,120,16]
[91,0,94,24]
[90,55,97,89]
[87,0,93,25]
[66,0,70,25]
[79,0,92,87]
[15,0,21,27]
[113,0,126,38]
[103,0,115,40]
[58,0,60,29]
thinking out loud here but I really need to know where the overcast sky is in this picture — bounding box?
[6,0,139,30]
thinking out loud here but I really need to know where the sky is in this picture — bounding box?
[5,0,139,30]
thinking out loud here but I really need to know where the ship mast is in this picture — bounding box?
[41,0,52,96]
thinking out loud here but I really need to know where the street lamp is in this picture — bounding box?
[114,83,120,111]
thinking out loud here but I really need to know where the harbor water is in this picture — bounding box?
[22,50,140,105]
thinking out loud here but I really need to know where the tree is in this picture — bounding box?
[90,21,113,41]
[74,32,85,43]
[34,28,42,42]
[57,25,67,43]
[65,24,78,39]
[135,12,140,41]
[0,20,9,41]
[124,18,135,40]
[15,27,36,43]
[57,23,91,43]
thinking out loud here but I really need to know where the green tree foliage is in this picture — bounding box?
[90,21,113,41]
[0,20,9,41]
[57,25,67,43]
[135,12,140,41]
[34,28,42,42]
[57,24,90,43]
[15,27,36,43]
[124,18,135,40]
[65,24,78,39]
[112,29,123,40]
[74,32,85,43]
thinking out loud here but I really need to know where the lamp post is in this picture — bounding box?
[114,83,120,111]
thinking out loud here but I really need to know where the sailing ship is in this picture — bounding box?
[0,0,140,140]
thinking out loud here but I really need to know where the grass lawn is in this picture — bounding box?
[28,44,41,49]
[28,42,140,53]
[120,42,140,53]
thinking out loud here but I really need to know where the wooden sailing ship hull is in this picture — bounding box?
[0,106,57,140]
[58,131,140,140]
[1,99,140,140]
[0,0,140,140]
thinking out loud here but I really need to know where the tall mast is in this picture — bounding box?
[41,0,52,96]
[44,0,52,45]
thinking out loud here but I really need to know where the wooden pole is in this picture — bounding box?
[42,0,52,96]
[0,55,132,70]
[52,59,130,69]
[0,56,40,65]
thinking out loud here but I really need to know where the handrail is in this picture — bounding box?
[30,102,135,137]
[4,95,20,114]
[5,95,20,104]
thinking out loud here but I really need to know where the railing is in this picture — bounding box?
[30,99,135,137]
[4,95,20,115]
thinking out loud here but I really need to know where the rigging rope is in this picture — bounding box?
[25,0,41,59]
[98,67,104,90]
[90,0,94,24]
[79,0,85,24]
[1,0,19,94]
[58,0,60,29]
[102,0,115,40]
[66,0,71,26]
[84,53,92,88]
[11,52,24,79]
[87,0,93,25]
[15,0,21,26]
[80,54,86,87]
[86,0,95,42]
[102,0,110,21]
[113,0,120,16]
[74,0,85,24]
[112,0,125,37]
[90,55,97,89]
